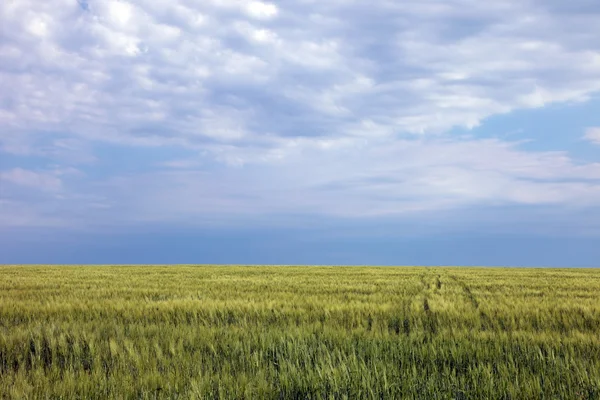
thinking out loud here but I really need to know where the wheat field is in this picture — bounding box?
[1,265,599,399]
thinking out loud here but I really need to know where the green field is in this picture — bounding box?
[1,266,600,399]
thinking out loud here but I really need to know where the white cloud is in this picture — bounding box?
[26,17,50,37]
[2,0,600,229]
[128,141,599,221]
[8,137,600,227]
[584,127,600,145]
[0,168,63,192]
[105,0,135,28]
[4,0,600,150]
[244,1,278,19]
[2,134,600,229]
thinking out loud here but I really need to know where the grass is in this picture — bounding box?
[1,265,600,399]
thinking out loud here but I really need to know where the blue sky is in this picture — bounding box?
[1,0,600,266]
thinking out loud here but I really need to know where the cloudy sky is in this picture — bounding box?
[1,0,600,265]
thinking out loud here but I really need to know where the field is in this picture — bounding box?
[1,266,600,399]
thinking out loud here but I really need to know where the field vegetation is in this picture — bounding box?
[1,266,600,399]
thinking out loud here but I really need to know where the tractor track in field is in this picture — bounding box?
[419,269,441,314]
[449,275,479,309]
[419,269,439,335]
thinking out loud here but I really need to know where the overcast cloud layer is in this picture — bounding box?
[1,0,600,234]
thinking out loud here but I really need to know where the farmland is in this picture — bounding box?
[1,266,600,399]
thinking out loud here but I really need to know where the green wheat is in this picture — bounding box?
[0,265,599,399]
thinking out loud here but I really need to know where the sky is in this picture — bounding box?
[1,0,600,266]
